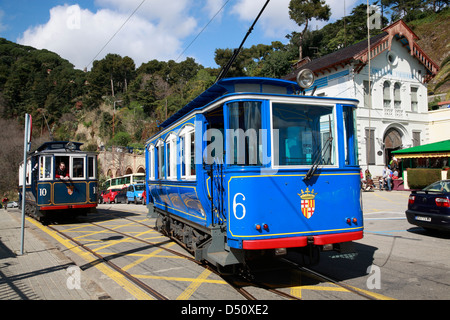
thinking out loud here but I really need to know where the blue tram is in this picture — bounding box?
[19,141,98,222]
[145,74,363,271]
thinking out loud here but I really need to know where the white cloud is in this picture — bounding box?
[17,3,197,70]
[231,0,362,38]
[231,0,296,39]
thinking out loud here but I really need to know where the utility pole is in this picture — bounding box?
[113,100,122,139]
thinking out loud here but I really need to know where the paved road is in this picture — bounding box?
[313,190,450,300]
[3,190,449,301]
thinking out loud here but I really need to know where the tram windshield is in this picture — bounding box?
[272,103,336,167]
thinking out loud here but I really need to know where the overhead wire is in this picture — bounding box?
[175,0,231,62]
[84,0,147,70]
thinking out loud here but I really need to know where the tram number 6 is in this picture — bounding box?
[39,188,47,197]
[233,193,246,220]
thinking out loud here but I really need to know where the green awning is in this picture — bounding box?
[392,140,450,159]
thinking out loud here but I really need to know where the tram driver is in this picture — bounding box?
[56,162,70,180]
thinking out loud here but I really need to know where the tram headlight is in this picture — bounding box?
[296,69,315,89]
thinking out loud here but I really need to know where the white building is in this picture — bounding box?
[285,20,439,176]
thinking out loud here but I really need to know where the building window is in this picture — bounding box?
[363,80,372,108]
[411,87,418,113]
[383,81,391,109]
[413,131,421,147]
[394,83,401,109]
[365,128,375,165]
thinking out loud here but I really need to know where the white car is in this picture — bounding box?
[7,201,18,208]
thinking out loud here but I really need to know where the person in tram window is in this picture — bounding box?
[56,162,70,180]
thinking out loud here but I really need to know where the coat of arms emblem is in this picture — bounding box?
[298,188,317,219]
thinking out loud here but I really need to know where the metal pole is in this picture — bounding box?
[20,114,30,255]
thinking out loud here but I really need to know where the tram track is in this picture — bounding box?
[281,258,380,300]
[107,210,389,300]
[91,211,301,300]
[49,209,300,300]
[46,224,169,300]
[36,208,378,300]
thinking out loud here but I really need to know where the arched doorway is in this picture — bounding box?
[384,128,402,165]
[137,166,145,174]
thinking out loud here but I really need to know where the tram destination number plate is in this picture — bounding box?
[415,216,431,222]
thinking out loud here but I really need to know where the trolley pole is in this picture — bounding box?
[20,113,32,255]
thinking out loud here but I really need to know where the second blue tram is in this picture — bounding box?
[145,75,363,271]
[19,141,98,222]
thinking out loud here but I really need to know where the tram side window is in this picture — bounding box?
[226,101,262,166]
[39,156,52,180]
[190,131,195,176]
[72,157,85,178]
[149,145,155,180]
[179,126,196,179]
[166,134,177,180]
[88,156,96,179]
[157,140,165,179]
[343,106,358,166]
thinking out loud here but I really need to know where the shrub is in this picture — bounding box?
[407,168,442,189]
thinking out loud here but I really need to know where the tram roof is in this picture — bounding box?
[159,77,301,129]
[35,141,83,153]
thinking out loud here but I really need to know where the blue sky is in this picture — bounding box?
[0,0,368,70]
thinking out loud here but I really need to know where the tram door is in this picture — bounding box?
[37,155,53,206]
[204,109,226,225]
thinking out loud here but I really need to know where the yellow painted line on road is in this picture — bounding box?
[290,283,395,300]
[176,269,213,300]
[291,285,348,298]
[344,283,396,300]
[122,243,176,272]
[27,217,154,300]
[134,273,226,285]
[372,191,409,204]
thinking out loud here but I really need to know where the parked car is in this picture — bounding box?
[115,188,128,204]
[126,183,145,204]
[406,180,450,232]
[7,201,18,208]
[102,188,121,204]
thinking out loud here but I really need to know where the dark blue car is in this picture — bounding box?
[406,180,450,232]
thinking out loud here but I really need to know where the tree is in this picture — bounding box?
[288,0,331,61]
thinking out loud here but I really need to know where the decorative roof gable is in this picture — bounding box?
[284,20,439,83]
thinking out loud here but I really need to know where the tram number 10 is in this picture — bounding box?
[39,188,48,197]
[233,193,246,220]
